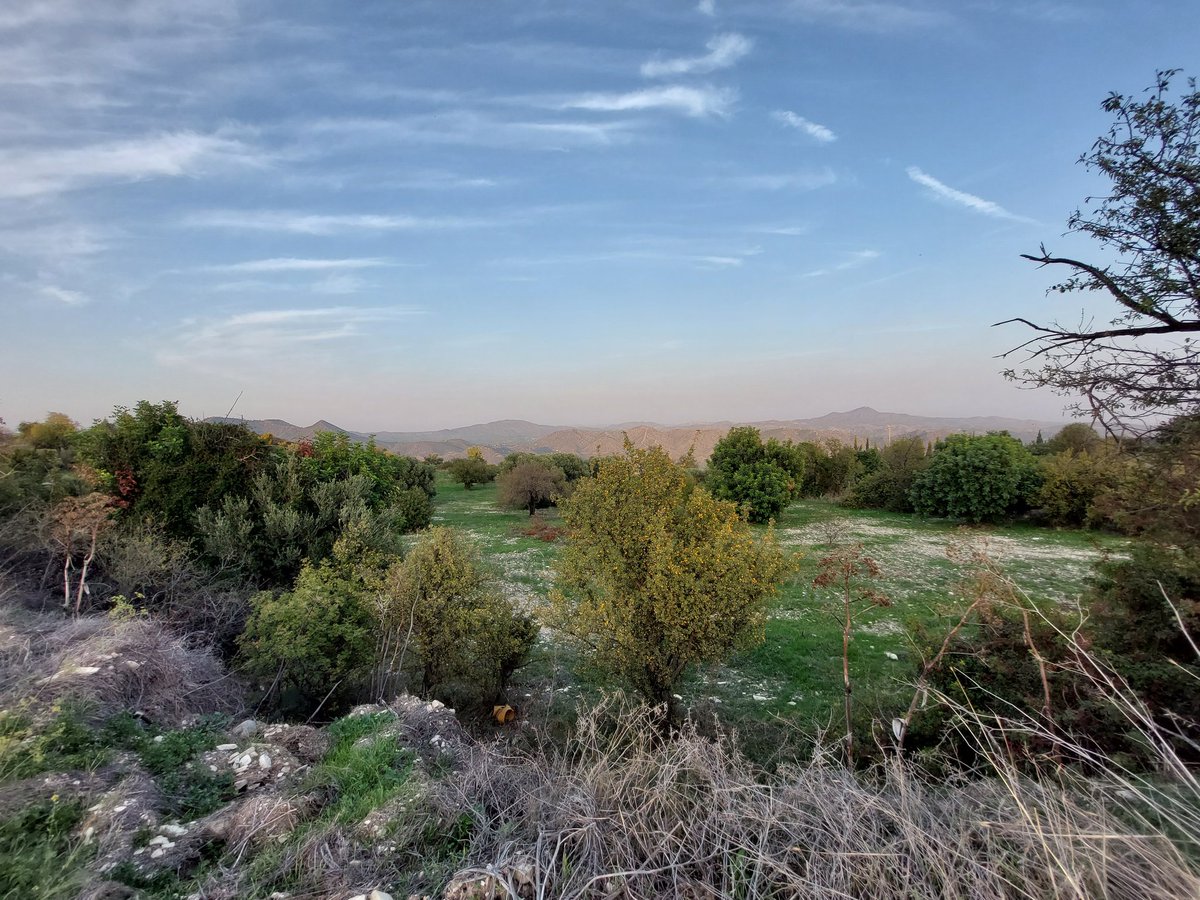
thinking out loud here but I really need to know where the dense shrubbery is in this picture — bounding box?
[706,427,805,523]
[910,432,1041,523]
[846,436,928,512]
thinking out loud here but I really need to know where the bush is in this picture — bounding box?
[239,560,377,716]
[379,527,535,708]
[547,443,789,722]
[846,437,928,512]
[707,427,797,523]
[1035,447,1126,527]
[910,433,1041,523]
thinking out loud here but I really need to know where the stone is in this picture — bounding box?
[232,719,258,738]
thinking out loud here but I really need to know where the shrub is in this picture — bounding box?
[707,427,796,523]
[846,437,929,512]
[546,443,789,722]
[239,560,377,716]
[910,432,1041,523]
[1035,447,1126,527]
[378,527,535,708]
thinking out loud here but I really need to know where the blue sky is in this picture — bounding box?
[1,0,1196,431]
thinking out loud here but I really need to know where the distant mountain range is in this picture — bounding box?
[206,407,1074,463]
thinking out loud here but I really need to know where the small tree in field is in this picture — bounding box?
[910,433,1041,523]
[48,492,113,616]
[546,443,789,724]
[497,460,566,515]
[813,542,889,761]
[446,455,496,490]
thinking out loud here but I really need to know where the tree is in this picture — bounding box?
[1036,446,1126,527]
[910,433,1042,523]
[847,436,928,512]
[1000,71,1200,435]
[497,460,566,515]
[545,443,789,724]
[379,526,535,706]
[707,427,797,523]
[446,456,496,490]
[17,412,77,450]
[1044,422,1102,455]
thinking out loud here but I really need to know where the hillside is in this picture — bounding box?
[209,406,1073,461]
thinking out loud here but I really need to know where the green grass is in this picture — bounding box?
[430,476,1131,746]
[0,799,92,899]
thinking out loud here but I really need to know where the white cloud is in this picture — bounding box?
[208,258,394,273]
[726,168,837,190]
[0,131,261,198]
[772,110,836,143]
[906,166,1030,222]
[640,33,752,78]
[185,209,487,235]
[306,112,635,150]
[785,0,952,31]
[40,285,89,305]
[562,85,735,118]
[312,274,365,295]
[697,0,717,14]
[157,305,424,369]
[804,248,880,277]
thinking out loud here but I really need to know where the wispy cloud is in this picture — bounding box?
[640,33,752,78]
[305,112,635,150]
[697,0,717,15]
[184,209,488,235]
[772,110,836,143]
[206,258,395,273]
[560,85,735,118]
[804,248,880,277]
[157,305,424,369]
[0,131,261,198]
[725,167,837,190]
[906,166,1030,222]
[40,284,90,305]
[784,0,953,31]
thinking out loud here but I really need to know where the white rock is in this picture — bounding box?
[369,889,394,900]
[148,835,171,846]
[72,666,100,676]
[885,651,899,661]
[153,735,165,743]
[232,719,258,738]
[160,823,188,837]
[216,743,237,751]
[150,848,164,859]
[258,753,272,770]
[237,753,254,769]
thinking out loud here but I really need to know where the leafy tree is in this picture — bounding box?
[707,427,796,523]
[1036,446,1126,527]
[17,412,77,450]
[847,436,929,512]
[546,443,789,723]
[910,433,1042,523]
[239,557,377,715]
[196,443,433,586]
[1044,423,1102,455]
[547,452,591,482]
[497,460,567,515]
[379,526,535,706]
[79,402,273,539]
[1000,71,1200,435]
[446,456,497,490]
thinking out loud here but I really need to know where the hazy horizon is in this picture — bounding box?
[2,2,1194,430]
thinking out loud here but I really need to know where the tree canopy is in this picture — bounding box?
[1001,70,1200,435]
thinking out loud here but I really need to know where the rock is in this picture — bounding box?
[215,743,237,751]
[232,719,259,738]
[258,753,272,770]
[885,651,899,661]
[369,891,394,900]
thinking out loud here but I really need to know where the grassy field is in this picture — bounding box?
[430,473,1130,746]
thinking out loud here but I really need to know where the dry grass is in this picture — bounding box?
[440,688,1199,900]
[2,611,241,725]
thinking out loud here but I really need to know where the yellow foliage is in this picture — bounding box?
[544,443,791,718]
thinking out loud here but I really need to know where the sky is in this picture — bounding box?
[1,0,1197,432]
